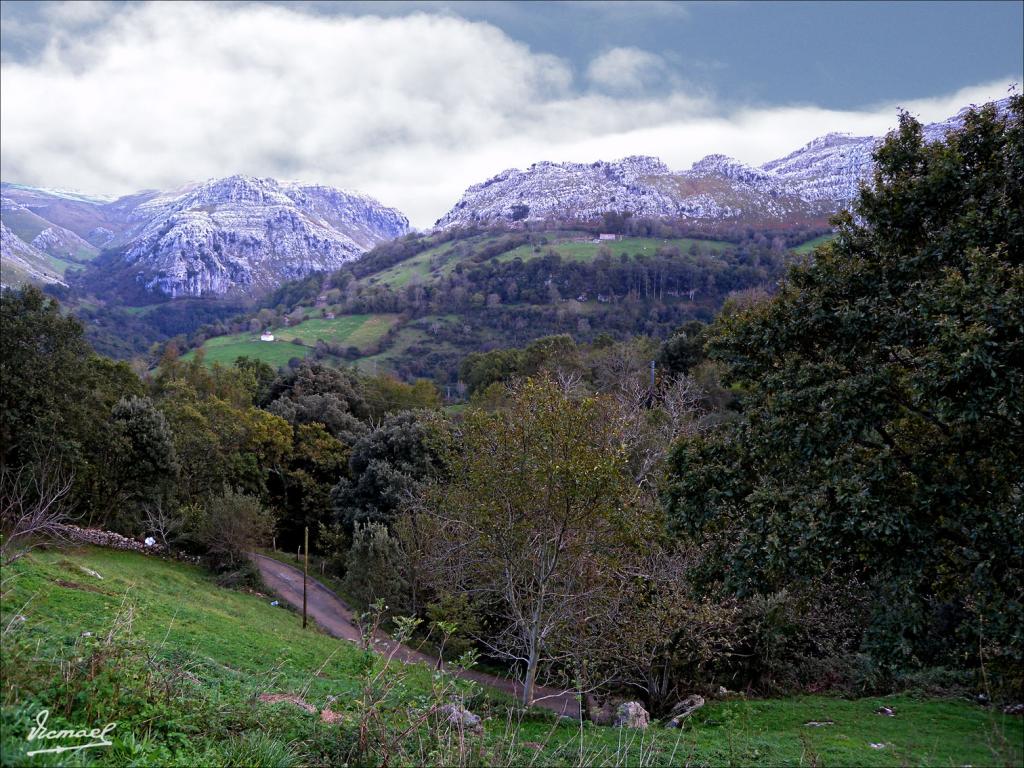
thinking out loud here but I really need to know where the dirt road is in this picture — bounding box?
[253,554,580,717]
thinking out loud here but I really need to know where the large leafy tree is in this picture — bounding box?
[419,377,640,706]
[665,97,1023,673]
[1,287,93,469]
[265,362,368,444]
[330,411,449,530]
[1,288,143,521]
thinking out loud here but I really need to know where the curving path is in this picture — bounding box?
[252,553,580,717]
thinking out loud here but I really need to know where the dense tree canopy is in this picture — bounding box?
[665,96,1023,677]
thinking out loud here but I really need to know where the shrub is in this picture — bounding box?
[342,521,409,612]
[199,489,274,571]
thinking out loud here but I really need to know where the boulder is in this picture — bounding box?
[614,701,650,729]
[440,703,483,735]
[666,695,705,727]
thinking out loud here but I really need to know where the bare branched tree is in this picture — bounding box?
[142,499,183,549]
[0,458,75,565]
[553,368,585,397]
[611,373,706,490]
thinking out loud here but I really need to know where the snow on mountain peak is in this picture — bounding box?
[436,98,1005,230]
[115,175,409,297]
[0,176,410,297]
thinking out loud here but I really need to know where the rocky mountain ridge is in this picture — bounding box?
[435,98,1009,229]
[0,176,409,297]
[0,220,66,286]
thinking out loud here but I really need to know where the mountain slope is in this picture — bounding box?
[114,176,409,297]
[436,99,1007,230]
[0,221,66,286]
[0,177,410,298]
[1,196,99,263]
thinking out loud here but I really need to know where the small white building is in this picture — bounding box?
[260,331,275,342]
[598,233,619,241]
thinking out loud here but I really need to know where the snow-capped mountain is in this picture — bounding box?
[113,176,409,296]
[0,177,409,296]
[436,99,1009,229]
[435,152,827,229]
[0,221,66,286]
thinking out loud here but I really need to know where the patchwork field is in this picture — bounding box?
[186,313,399,368]
[273,314,399,347]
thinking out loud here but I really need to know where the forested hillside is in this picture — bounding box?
[177,219,828,386]
[1,94,1020,768]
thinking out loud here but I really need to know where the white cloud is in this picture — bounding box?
[40,1,116,26]
[587,47,670,93]
[0,2,1016,228]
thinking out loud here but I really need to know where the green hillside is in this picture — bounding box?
[792,233,837,254]
[186,314,399,368]
[0,204,99,272]
[1,547,1017,767]
[497,235,731,264]
[178,225,833,383]
[365,232,735,289]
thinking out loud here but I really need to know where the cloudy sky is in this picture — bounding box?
[1,1,1020,227]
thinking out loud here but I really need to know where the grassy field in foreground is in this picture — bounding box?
[1,546,1019,767]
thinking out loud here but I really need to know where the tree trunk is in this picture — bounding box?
[523,639,540,707]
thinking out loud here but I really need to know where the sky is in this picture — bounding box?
[1,1,1020,228]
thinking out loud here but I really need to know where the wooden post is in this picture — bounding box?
[272,536,276,552]
[302,526,308,630]
[296,545,300,563]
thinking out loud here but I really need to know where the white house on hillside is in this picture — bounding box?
[260,331,275,342]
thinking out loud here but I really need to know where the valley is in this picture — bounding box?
[180,226,793,383]
[1,24,1020,763]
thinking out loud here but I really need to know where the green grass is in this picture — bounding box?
[498,236,732,265]
[520,696,1022,767]
[0,547,389,766]
[1,546,1018,767]
[351,325,429,375]
[183,335,309,368]
[119,304,165,317]
[185,314,399,368]
[366,237,492,289]
[792,233,837,254]
[364,234,735,290]
[273,314,399,348]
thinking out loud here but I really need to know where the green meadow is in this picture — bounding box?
[1,546,1018,767]
[185,314,399,368]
